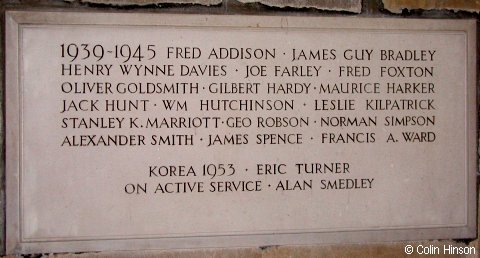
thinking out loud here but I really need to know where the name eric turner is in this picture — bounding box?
[143,162,374,194]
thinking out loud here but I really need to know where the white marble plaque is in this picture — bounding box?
[5,11,477,254]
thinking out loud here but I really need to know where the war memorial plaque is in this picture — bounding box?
[5,11,477,254]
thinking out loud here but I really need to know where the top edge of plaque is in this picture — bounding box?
[5,10,477,32]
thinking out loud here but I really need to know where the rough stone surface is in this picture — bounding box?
[64,0,222,6]
[11,241,477,257]
[382,0,480,14]
[237,0,362,13]
[1,0,479,257]
[48,248,262,258]
[0,6,5,256]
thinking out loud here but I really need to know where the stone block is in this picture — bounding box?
[64,0,222,6]
[237,0,362,13]
[382,0,480,13]
[48,249,262,258]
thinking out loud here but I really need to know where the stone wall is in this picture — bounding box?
[0,0,478,257]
